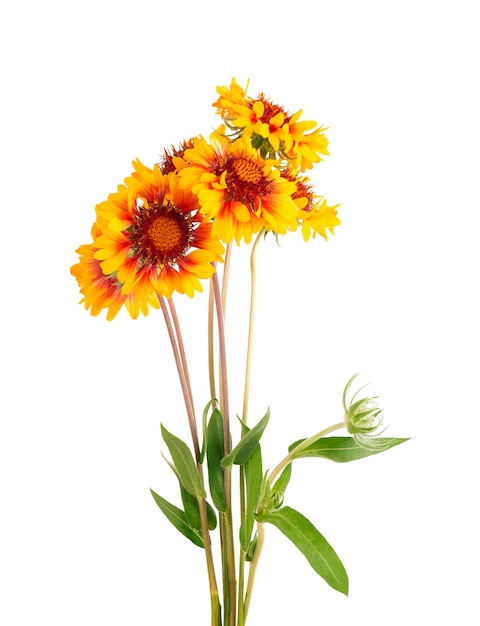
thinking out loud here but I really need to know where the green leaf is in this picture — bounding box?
[181,485,202,529]
[255,506,348,595]
[161,424,206,498]
[205,500,217,530]
[206,409,227,512]
[239,430,263,554]
[162,453,217,531]
[181,484,218,531]
[150,488,204,548]
[162,455,202,530]
[288,436,409,463]
[200,398,217,464]
[221,409,270,467]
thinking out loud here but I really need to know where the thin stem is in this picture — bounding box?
[208,246,232,406]
[198,495,221,626]
[211,271,236,626]
[243,522,265,622]
[237,545,245,626]
[221,242,233,315]
[168,298,195,419]
[241,228,264,425]
[159,297,200,461]
[208,280,216,402]
[211,273,231,449]
[238,229,264,626]
[268,421,346,485]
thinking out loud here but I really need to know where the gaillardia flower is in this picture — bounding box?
[214,78,330,171]
[71,161,224,319]
[179,132,298,244]
[343,374,388,450]
[284,169,341,241]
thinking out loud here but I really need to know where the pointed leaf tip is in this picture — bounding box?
[221,409,270,467]
[256,506,348,595]
[161,424,206,498]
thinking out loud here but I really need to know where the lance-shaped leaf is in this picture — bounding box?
[161,424,206,498]
[221,409,270,467]
[206,409,226,511]
[200,398,217,464]
[180,487,217,531]
[239,425,263,554]
[150,488,204,548]
[163,455,217,531]
[288,436,409,463]
[255,506,348,595]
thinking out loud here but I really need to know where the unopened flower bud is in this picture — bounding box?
[343,373,387,449]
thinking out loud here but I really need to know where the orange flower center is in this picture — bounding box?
[225,156,270,207]
[130,200,194,267]
[148,215,184,252]
[231,158,263,184]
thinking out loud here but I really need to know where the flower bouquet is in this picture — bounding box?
[71,78,408,626]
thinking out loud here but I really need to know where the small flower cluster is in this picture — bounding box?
[71,79,340,320]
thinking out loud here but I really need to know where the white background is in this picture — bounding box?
[1,1,479,624]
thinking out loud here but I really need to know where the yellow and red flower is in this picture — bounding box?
[213,78,330,171]
[284,167,341,241]
[71,161,224,319]
[179,132,298,244]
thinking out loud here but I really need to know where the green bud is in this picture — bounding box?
[343,373,388,450]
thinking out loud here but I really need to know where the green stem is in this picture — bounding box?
[198,495,222,626]
[243,522,265,622]
[237,541,245,626]
[268,421,346,485]
[238,229,264,626]
[241,229,264,425]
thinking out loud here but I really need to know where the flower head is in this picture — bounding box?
[71,160,224,319]
[283,168,341,241]
[343,374,387,449]
[179,132,298,244]
[214,78,329,171]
